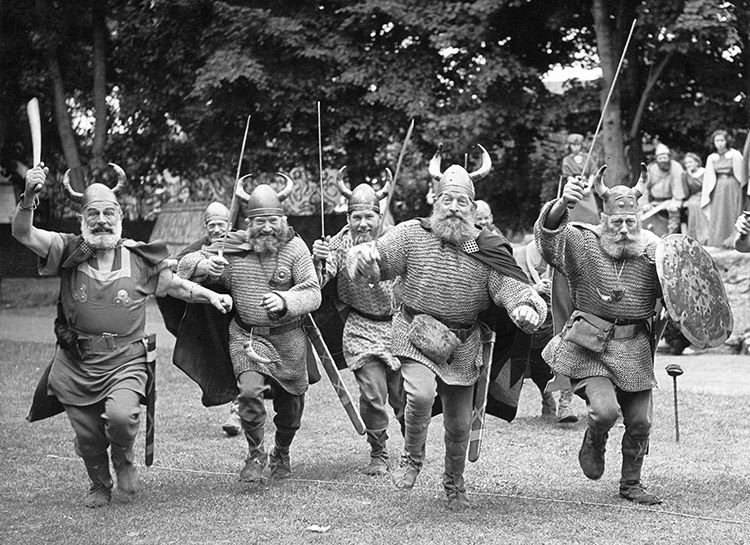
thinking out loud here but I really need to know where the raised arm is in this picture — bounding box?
[12,165,55,258]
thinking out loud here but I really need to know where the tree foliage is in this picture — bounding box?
[1,0,747,232]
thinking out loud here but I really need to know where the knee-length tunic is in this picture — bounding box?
[534,200,660,391]
[374,220,547,386]
[321,226,399,372]
[181,235,321,396]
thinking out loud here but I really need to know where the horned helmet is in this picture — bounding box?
[62,163,127,209]
[591,164,647,215]
[428,143,492,200]
[336,167,392,213]
[234,172,294,217]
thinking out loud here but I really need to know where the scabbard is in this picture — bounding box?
[468,329,496,463]
[143,334,157,466]
[303,314,365,435]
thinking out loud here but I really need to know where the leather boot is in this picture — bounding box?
[83,459,113,508]
[390,454,421,490]
[541,391,557,418]
[221,399,241,437]
[239,422,266,482]
[266,447,292,481]
[578,428,607,480]
[111,444,139,495]
[619,434,661,504]
[443,473,470,511]
[557,389,578,423]
[363,429,389,476]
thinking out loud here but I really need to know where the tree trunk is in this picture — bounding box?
[47,48,84,191]
[591,0,628,187]
[91,0,107,173]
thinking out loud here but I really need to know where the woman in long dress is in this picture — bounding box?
[681,152,708,243]
[701,129,744,247]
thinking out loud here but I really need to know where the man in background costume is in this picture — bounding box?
[350,145,546,510]
[642,143,685,235]
[14,165,233,508]
[534,165,664,505]
[561,133,600,224]
[163,201,244,436]
[178,174,321,483]
[312,168,404,476]
[474,200,499,233]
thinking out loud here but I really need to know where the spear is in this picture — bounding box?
[219,114,251,258]
[377,118,414,237]
[317,101,327,270]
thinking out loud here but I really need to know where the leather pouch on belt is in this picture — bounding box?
[407,314,461,364]
[561,310,613,353]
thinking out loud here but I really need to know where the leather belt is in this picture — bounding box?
[234,314,304,336]
[76,332,143,353]
[611,322,646,339]
[402,305,475,343]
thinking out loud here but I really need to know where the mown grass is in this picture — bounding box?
[0,332,748,545]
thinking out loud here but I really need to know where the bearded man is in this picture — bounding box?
[13,165,233,508]
[311,168,404,476]
[350,145,546,510]
[643,143,685,234]
[178,174,321,483]
[535,165,664,505]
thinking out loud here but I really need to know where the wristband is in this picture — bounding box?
[18,192,40,211]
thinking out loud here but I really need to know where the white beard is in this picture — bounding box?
[82,223,122,250]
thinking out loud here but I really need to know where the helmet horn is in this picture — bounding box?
[428,143,443,181]
[108,163,127,193]
[633,162,647,200]
[235,173,253,202]
[592,165,609,199]
[62,169,84,203]
[336,166,352,198]
[275,171,294,201]
[375,168,392,200]
[468,144,491,181]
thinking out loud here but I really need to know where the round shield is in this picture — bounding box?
[655,234,733,349]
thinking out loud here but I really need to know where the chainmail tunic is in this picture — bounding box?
[374,220,547,386]
[534,200,660,391]
[323,226,399,372]
[178,236,321,395]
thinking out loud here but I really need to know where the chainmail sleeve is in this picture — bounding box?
[488,273,548,333]
[375,220,413,280]
[274,237,322,317]
[176,249,209,280]
[534,199,585,278]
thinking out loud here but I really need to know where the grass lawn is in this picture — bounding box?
[0,309,749,544]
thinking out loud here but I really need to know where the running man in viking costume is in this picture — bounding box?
[534,165,664,505]
[350,145,546,510]
[13,165,233,508]
[159,201,244,436]
[311,168,404,476]
[177,174,321,483]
